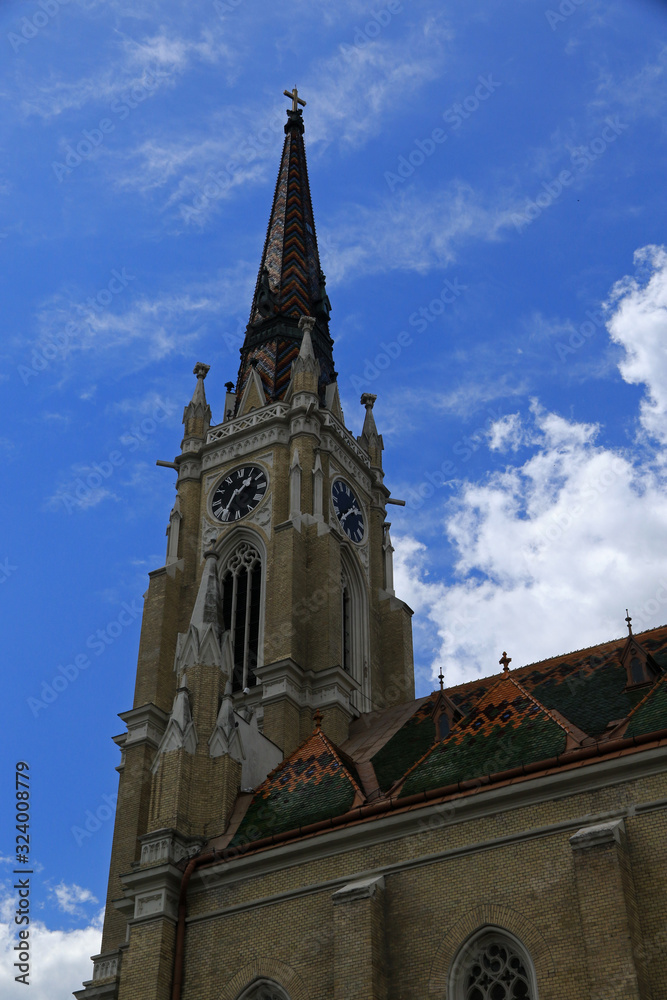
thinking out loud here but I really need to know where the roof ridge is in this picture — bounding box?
[621,672,667,727]
[443,622,667,695]
[508,674,580,741]
[261,725,365,800]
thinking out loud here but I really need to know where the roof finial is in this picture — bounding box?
[499,651,512,673]
[193,362,210,380]
[284,85,306,113]
[313,708,323,731]
[625,609,633,636]
[438,666,444,692]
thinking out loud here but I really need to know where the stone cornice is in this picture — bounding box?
[114,860,184,925]
[118,703,169,750]
[255,658,357,713]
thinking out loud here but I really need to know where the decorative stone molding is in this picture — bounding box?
[217,959,310,1000]
[206,403,290,444]
[332,874,385,903]
[116,861,185,925]
[73,950,123,999]
[326,442,372,493]
[428,904,555,996]
[255,659,357,716]
[569,817,625,850]
[321,411,372,470]
[91,951,121,981]
[204,427,290,470]
[139,828,204,867]
[177,457,201,483]
[118,704,169,751]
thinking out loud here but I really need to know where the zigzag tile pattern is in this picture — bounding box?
[237,112,333,404]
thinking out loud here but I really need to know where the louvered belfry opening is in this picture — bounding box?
[221,542,262,691]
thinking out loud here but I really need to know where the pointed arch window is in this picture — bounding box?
[236,979,291,1000]
[221,541,262,691]
[449,928,537,1000]
[339,554,371,712]
[341,572,352,676]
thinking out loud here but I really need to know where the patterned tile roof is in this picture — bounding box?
[398,676,569,798]
[236,108,335,405]
[445,624,667,737]
[229,726,364,849]
[220,625,667,847]
[625,675,667,739]
[369,695,438,793]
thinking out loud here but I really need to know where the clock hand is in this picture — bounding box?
[223,487,240,513]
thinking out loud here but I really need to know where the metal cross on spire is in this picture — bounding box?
[284,85,306,113]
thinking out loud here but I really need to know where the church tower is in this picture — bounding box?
[77,89,414,1000]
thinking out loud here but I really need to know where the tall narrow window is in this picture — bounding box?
[342,574,352,675]
[221,541,262,691]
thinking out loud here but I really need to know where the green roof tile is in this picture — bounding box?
[399,677,568,799]
[230,728,362,848]
[371,696,437,793]
[625,677,667,739]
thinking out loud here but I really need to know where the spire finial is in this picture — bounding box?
[625,609,633,636]
[313,708,323,731]
[193,362,210,380]
[284,85,306,113]
[438,666,444,692]
[499,651,512,673]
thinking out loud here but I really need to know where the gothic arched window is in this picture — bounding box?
[449,928,537,1000]
[221,541,263,692]
[236,978,291,1000]
[340,552,371,712]
[341,572,352,676]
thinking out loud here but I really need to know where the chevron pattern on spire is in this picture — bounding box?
[235,106,335,406]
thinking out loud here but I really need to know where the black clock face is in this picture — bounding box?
[211,466,268,523]
[332,479,365,543]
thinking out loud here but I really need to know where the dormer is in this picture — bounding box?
[621,635,661,690]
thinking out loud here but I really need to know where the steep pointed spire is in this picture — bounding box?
[235,92,335,408]
[359,393,384,469]
[183,362,212,442]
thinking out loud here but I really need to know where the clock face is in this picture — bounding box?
[211,465,268,523]
[332,479,365,543]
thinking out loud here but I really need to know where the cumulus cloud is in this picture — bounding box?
[52,883,98,917]
[486,412,526,453]
[0,884,101,1000]
[606,244,667,446]
[394,246,667,689]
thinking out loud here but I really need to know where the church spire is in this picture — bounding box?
[235,88,335,407]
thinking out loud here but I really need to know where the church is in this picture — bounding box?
[75,90,667,1000]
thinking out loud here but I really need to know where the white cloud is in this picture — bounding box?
[304,16,455,150]
[51,883,98,917]
[324,183,519,285]
[0,884,101,1000]
[487,412,525,452]
[20,27,229,120]
[606,244,667,445]
[28,262,255,381]
[394,246,667,690]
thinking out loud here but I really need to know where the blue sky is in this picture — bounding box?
[2,0,667,993]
